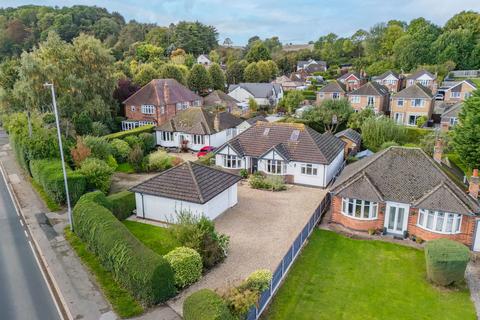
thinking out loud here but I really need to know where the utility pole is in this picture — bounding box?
[44,83,73,231]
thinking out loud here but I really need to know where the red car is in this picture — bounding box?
[197,146,215,157]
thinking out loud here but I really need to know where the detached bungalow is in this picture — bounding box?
[130,161,241,222]
[236,115,267,134]
[214,122,345,188]
[330,147,480,249]
[228,83,283,107]
[155,107,242,151]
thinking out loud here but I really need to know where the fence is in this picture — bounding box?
[246,194,331,320]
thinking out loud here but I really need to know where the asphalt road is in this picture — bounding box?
[0,130,61,320]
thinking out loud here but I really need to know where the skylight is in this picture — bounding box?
[263,128,270,136]
[290,130,300,141]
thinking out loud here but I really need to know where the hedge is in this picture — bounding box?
[106,191,136,220]
[183,289,233,320]
[103,125,155,141]
[30,159,86,205]
[425,239,470,286]
[403,127,430,145]
[73,192,176,305]
[164,247,203,288]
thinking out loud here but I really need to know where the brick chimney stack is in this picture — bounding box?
[163,81,170,105]
[214,112,221,132]
[433,139,443,163]
[469,169,479,199]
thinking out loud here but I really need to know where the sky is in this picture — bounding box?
[3,0,480,45]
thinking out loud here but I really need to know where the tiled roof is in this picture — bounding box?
[123,79,201,106]
[155,107,242,135]
[331,147,480,215]
[447,79,477,92]
[335,128,361,146]
[203,90,239,107]
[228,83,282,98]
[245,115,267,125]
[406,69,436,80]
[441,102,463,119]
[338,72,362,81]
[371,70,400,80]
[218,122,345,165]
[130,161,242,204]
[349,82,389,96]
[318,81,347,93]
[392,83,433,99]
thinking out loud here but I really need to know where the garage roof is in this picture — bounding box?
[130,161,242,204]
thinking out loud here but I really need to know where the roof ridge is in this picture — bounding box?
[187,161,204,203]
[127,160,185,192]
[414,181,475,215]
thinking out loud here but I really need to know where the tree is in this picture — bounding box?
[257,60,272,82]
[187,64,211,95]
[209,50,220,64]
[452,90,480,169]
[159,63,186,85]
[361,116,407,151]
[244,62,261,83]
[133,63,160,86]
[226,60,246,84]
[134,42,164,63]
[223,38,233,47]
[145,26,172,48]
[281,91,304,114]
[302,99,353,133]
[173,21,218,56]
[208,63,225,91]
[248,97,258,113]
[245,41,271,62]
[347,108,375,130]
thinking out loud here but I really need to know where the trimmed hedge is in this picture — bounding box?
[164,247,203,288]
[30,159,86,205]
[425,239,470,286]
[73,192,176,305]
[106,191,135,220]
[183,289,233,320]
[404,127,430,145]
[103,125,155,141]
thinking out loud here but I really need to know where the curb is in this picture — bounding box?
[0,160,73,320]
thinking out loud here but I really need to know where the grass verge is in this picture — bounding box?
[123,220,180,256]
[64,228,144,318]
[116,163,136,173]
[30,178,61,211]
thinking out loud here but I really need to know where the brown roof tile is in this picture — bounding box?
[123,79,201,106]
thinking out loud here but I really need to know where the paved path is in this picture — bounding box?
[0,131,60,320]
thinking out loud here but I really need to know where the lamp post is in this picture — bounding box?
[44,82,73,231]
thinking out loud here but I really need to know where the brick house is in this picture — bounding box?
[405,69,437,93]
[337,72,367,91]
[347,82,390,113]
[443,79,477,104]
[329,147,480,249]
[371,70,404,93]
[122,79,202,130]
[440,102,462,130]
[390,83,434,126]
[316,81,347,104]
[335,128,361,157]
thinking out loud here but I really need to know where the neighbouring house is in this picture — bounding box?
[372,70,404,93]
[272,75,305,91]
[337,72,367,91]
[297,59,327,73]
[316,80,347,104]
[295,104,314,118]
[440,102,462,130]
[155,107,242,151]
[405,69,437,93]
[335,128,361,157]
[390,83,434,126]
[122,79,202,130]
[330,146,480,249]
[290,69,310,83]
[203,90,242,114]
[130,161,241,222]
[228,83,283,107]
[236,115,267,134]
[214,122,345,188]
[197,54,212,66]
[347,82,390,113]
[443,79,477,104]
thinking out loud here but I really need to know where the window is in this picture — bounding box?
[367,96,375,106]
[419,80,430,87]
[265,160,284,175]
[319,93,325,98]
[130,105,136,112]
[161,131,173,141]
[176,102,189,110]
[464,92,472,99]
[301,164,318,176]
[350,96,360,103]
[449,117,458,126]
[411,99,424,107]
[160,106,165,114]
[408,114,421,126]
[332,92,340,99]
[397,99,404,107]
[222,155,241,168]
[141,105,155,114]
[193,100,202,106]
[394,113,404,124]
[226,128,237,137]
[341,198,378,220]
[417,209,462,234]
[450,92,461,98]
[193,135,204,145]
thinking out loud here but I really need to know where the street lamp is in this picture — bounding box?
[44,82,73,231]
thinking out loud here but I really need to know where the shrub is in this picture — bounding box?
[145,150,173,172]
[106,191,135,220]
[164,247,203,288]
[80,190,113,210]
[243,269,272,292]
[91,121,110,136]
[380,141,400,150]
[223,286,258,318]
[105,154,118,170]
[103,125,155,141]
[110,139,132,163]
[196,152,214,166]
[124,135,143,149]
[30,159,86,204]
[249,174,286,191]
[361,117,407,152]
[425,239,470,286]
[239,169,248,179]
[128,145,144,170]
[71,137,92,168]
[78,158,114,194]
[139,133,156,153]
[183,289,233,320]
[416,115,428,128]
[83,136,113,160]
[73,112,93,135]
[73,193,176,304]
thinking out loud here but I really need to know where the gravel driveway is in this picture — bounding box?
[167,182,328,315]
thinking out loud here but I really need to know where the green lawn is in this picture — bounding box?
[265,230,475,320]
[122,220,180,255]
[116,162,135,173]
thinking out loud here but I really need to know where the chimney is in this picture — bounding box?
[433,139,443,163]
[469,169,479,199]
[214,112,220,132]
[163,81,170,105]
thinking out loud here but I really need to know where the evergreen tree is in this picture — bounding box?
[187,64,211,95]
[244,62,261,83]
[208,63,225,91]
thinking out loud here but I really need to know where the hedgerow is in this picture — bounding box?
[106,190,136,220]
[103,125,155,141]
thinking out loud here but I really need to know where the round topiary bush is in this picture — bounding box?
[164,247,203,288]
[183,289,233,320]
[244,269,273,292]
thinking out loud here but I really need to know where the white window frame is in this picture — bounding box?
[300,163,318,176]
[265,159,284,175]
[419,80,430,87]
[350,96,360,103]
[161,131,173,141]
[193,134,204,145]
[408,114,421,126]
[332,92,340,99]
[193,100,202,106]
[341,198,378,220]
[222,154,242,169]
[450,91,461,98]
[394,113,404,124]
[367,96,375,106]
[131,105,136,112]
[160,106,165,114]
[449,117,458,126]
[141,105,155,114]
[397,99,404,107]
[176,102,190,111]
[417,209,462,234]
[411,99,424,107]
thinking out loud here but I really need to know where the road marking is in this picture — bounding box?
[19,219,24,226]
[24,230,29,238]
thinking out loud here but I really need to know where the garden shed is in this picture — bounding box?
[130,161,241,222]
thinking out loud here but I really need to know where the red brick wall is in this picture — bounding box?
[330,195,385,231]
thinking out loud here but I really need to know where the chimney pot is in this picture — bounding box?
[469,168,479,199]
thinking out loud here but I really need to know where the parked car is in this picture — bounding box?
[435,93,444,101]
[197,146,215,157]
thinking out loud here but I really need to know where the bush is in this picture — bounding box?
[110,139,132,163]
[223,286,259,318]
[73,192,176,305]
[103,125,155,141]
[91,121,110,136]
[78,158,114,194]
[124,135,143,149]
[71,137,92,168]
[249,174,286,191]
[105,154,118,170]
[164,247,203,288]
[380,141,400,150]
[145,150,173,172]
[30,159,86,205]
[239,169,248,179]
[128,145,144,170]
[106,191,135,220]
[183,289,233,320]
[83,136,113,160]
[425,239,470,286]
[139,133,156,153]
[244,269,272,292]
[80,190,113,210]
[361,117,407,152]
[196,152,214,166]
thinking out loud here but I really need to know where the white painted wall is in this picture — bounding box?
[156,129,236,151]
[325,151,345,185]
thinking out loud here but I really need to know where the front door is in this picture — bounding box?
[251,158,258,173]
[385,202,409,235]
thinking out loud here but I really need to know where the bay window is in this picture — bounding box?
[222,155,241,169]
[161,131,173,141]
[301,164,318,176]
[341,198,378,220]
[265,160,284,175]
[193,135,204,145]
[417,209,462,234]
